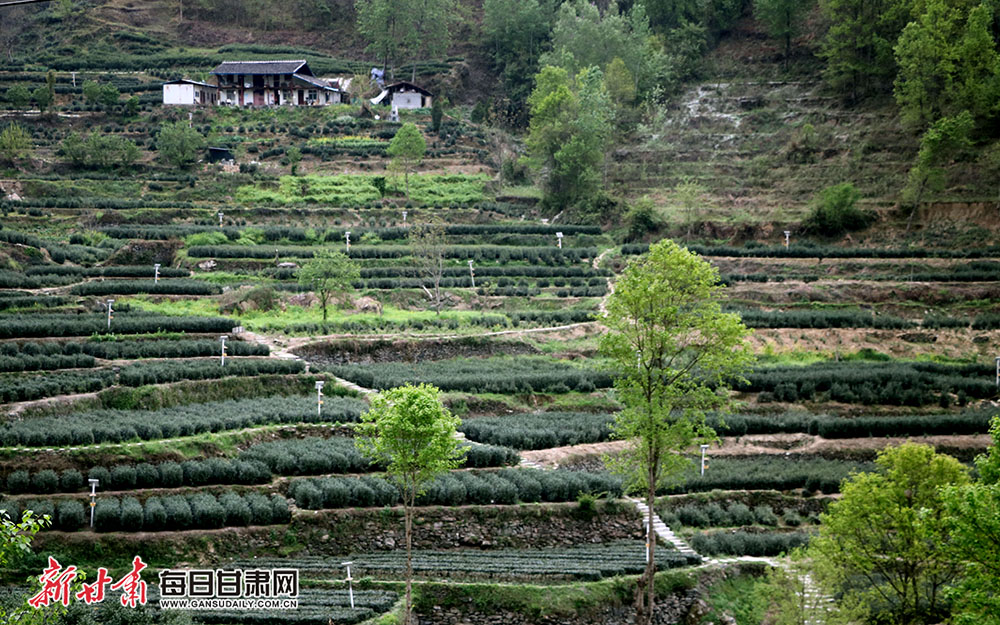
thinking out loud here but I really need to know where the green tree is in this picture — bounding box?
[604,56,636,106]
[941,417,1000,625]
[819,0,913,100]
[527,65,612,211]
[356,0,455,75]
[902,111,974,228]
[430,96,443,132]
[805,182,873,235]
[99,83,120,108]
[809,442,970,624]
[156,121,204,168]
[297,249,359,322]
[45,69,55,104]
[32,86,52,113]
[60,132,139,170]
[408,223,447,315]
[1,510,63,625]
[355,384,464,625]
[0,123,31,164]
[754,0,811,67]
[6,84,30,109]
[125,95,140,117]
[483,0,554,124]
[599,239,753,624]
[82,79,101,104]
[387,122,426,197]
[286,146,302,175]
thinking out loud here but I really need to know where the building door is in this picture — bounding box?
[297,90,304,105]
[254,91,265,106]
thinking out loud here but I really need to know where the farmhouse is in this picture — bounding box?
[371,81,434,110]
[209,60,345,107]
[162,79,218,106]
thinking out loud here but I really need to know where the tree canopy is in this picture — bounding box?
[297,249,360,322]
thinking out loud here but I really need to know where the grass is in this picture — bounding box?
[699,574,770,625]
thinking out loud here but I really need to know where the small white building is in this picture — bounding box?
[162,79,218,106]
[371,81,433,110]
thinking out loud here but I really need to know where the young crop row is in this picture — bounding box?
[356,276,606,290]
[0,313,235,338]
[325,356,611,394]
[0,491,291,532]
[239,436,518,476]
[235,174,488,207]
[359,264,608,279]
[70,279,220,296]
[101,223,601,242]
[459,409,996,451]
[738,309,1000,330]
[147,588,397,625]
[0,295,71,311]
[0,270,77,289]
[187,244,598,264]
[234,542,700,584]
[460,412,614,450]
[659,501,817,530]
[288,469,623,509]
[117,358,304,386]
[0,369,116,403]
[262,314,512,336]
[0,396,365,447]
[662,457,875,495]
[5,459,272,495]
[721,264,1000,284]
[622,243,1000,259]
[25,265,189,278]
[742,361,996,406]
[690,530,812,557]
[0,229,107,265]
[0,338,268,360]
[0,353,96,373]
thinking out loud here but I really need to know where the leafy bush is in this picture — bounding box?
[0,313,235,339]
[56,500,85,531]
[691,530,811,556]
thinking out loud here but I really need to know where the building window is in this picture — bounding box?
[307,90,317,101]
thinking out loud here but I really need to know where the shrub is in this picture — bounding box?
[781,510,803,527]
[220,492,252,526]
[753,505,779,526]
[159,462,183,488]
[60,469,84,492]
[163,495,192,529]
[270,494,291,523]
[88,466,111,487]
[189,493,225,529]
[726,503,755,526]
[135,463,159,488]
[245,493,274,525]
[56,500,85,531]
[94,497,121,532]
[144,497,167,530]
[6,470,30,494]
[805,183,873,235]
[120,497,144,531]
[30,469,59,494]
[110,465,137,490]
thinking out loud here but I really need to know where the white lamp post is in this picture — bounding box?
[345,231,351,252]
[556,232,564,249]
[154,263,160,284]
[218,211,224,227]
[105,299,114,330]
[700,444,710,476]
[402,210,407,225]
[315,380,325,417]
[784,231,791,248]
[468,260,475,288]
[219,335,228,366]
[342,562,355,609]
[88,479,99,528]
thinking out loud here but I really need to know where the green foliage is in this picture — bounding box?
[355,383,465,624]
[117,358,304,387]
[156,121,205,168]
[60,132,140,170]
[69,278,220,296]
[0,313,235,339]
[691,530,811,556]
[298,249,360,322]
[754,0,810,64]
[387,122,426,197]
[81,79,101,104]
[355,0,456,74]
[804,182,872,235]
[819,0,912,99]
[527,65,613,211]
[286,145,302,175]
[903,111,974,208]
[236,173,487,207]
[661,456,872,495]
[809,443,970,624]
[31,86,52,112]
[431,98,443,132]
[6,84,30,109]
[0,122,31,164]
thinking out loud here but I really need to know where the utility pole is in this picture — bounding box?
[315,380,325,417]
[345,231,351,252]
[784,230,791,248]
[219,335,228,366]
[88,479,99,528]
[402,210,407,226]
[700,444,710,476]
[467,259,475,288]
[556,232,563,249]
[105,299,114,331]
[154,263,160,284]
[218,211,224,227]
[342,562,355,609]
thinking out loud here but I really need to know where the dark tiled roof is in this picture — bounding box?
[211,60,310,76]
[163,79,216,88]
[385,81,433,96]
[292,73,338,91]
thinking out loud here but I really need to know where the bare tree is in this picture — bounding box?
[409,223,447,315]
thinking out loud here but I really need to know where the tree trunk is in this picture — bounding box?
[405,492,413,625]
[645,469,656,625]
[321,291,328,322]
[405,166,410,198]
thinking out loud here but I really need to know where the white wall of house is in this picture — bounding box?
[392,91,424,109]
[163,83,196,106]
